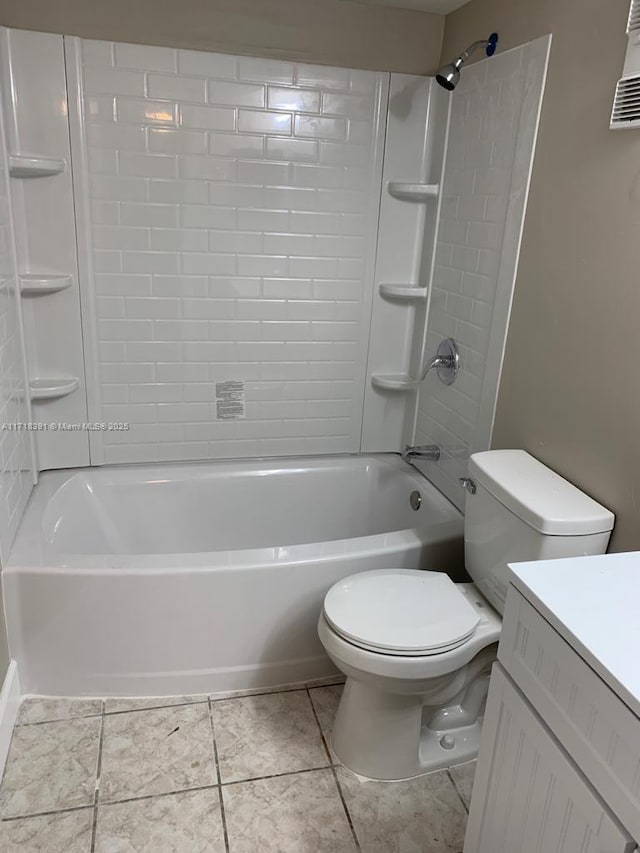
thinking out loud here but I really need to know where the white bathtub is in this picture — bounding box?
[5,454,463,697]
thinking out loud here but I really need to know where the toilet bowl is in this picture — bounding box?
[318,571,500,780]
[318,450,615,781]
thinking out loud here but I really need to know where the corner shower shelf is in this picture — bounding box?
[371,373,419,392]
[20,273,72,295]
[29,377,79,401]
[9,155,66,178]
[387,182,439,202]
[379,284,429,302]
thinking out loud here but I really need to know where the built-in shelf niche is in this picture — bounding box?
[387,182,439,202]
[379,283,429,302]
[29,377,79,401]
[9,154,66,178]
[371,373,419,392]
[19,273,73,295]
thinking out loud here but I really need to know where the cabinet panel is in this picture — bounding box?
[499,587,640,841]
[465,665,634,853]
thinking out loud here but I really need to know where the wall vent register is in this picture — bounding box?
[611,0,640,128]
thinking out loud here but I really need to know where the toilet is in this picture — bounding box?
[317,450,614,781]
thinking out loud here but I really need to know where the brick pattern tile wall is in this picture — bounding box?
[0,109,33,560]
[414,42,547,508]
[79,40,385,463]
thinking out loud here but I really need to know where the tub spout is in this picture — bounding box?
[402,444,441,463]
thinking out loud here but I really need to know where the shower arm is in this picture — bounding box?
[453,39,492,68]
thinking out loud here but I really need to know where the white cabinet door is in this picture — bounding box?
[465,665,635,853]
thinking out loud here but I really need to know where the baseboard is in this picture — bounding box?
[0,660,20,779]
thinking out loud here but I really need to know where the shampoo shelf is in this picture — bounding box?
[371,374,419,392]
[20,274,72,295]
[29,377,79,401]
[387,182,439,202]
[379,284,428,302]
[9,155,66,178]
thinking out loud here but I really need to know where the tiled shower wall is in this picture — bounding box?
[0,105,33,562]
[74,39,386,464]
[413,37,550,508]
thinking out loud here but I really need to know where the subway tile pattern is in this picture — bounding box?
[79,41,384,464]
[415,41,548,508]
[0,102,33,560]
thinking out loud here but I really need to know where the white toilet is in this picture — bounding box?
[317,450,614,781]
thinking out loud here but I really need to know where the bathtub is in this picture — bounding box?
[4,454,463,697]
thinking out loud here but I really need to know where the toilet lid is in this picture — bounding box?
[323,570,481,656]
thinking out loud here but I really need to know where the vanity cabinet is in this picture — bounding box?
[465,581,639,853]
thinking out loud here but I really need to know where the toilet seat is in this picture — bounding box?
[323,569,481,657]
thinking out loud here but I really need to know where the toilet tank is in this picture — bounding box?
[464,450,614,614]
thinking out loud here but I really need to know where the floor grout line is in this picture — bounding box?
[100,783,220,808]
[1,804,95,823]
[306,687,334,766]
[15,713,103,728]
[104,699,210,716]
[221,765,333,788]
[306,687,361,851]
[329,764,362,852]
[1,766,348,822]
[447,768,470,815]
[209,684,315,704]
[90,703,106,852]
[13,680,348,725]
[208,698,230,853]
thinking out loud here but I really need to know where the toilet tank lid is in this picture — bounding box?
[468,450,615,536]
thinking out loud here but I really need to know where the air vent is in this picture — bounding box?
[612,1,640,129]
[611,75,640,128]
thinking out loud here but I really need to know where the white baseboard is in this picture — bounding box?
[0,660,20,779]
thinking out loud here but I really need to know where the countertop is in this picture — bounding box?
[508,551,640,719]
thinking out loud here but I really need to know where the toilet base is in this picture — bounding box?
[417,718,483,776]
[331,671,490,781]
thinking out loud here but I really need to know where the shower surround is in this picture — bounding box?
[0,29,550,479]
[0,28,551,704]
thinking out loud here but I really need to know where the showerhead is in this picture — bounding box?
[435,63,460,92]
[436,32,498,92]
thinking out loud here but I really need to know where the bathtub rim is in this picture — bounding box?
[7,452,462,574]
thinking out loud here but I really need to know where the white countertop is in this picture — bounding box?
[508,551,640,719]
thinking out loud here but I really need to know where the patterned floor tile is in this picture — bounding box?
[0,718,100,818]
[211,690,327,783]
[104,696,206,714]
[100,703,216,802]
[449,760,476,810]
[0,807,93,852]
[223,769,357,852]
[337,765,467,852]
[16,698,102,726]
[308,684,343,742]
[95,788,225,852]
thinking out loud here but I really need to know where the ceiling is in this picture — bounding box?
[351,0,471,14]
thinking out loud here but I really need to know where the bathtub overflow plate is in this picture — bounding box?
[410,490,422,511]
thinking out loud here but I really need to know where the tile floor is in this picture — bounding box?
[0,681,475,852]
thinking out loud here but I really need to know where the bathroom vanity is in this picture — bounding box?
[465,552,640,852]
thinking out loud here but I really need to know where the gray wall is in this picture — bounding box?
[0,588,8,681]
[442,0,639,552]
[0,0,444,73]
